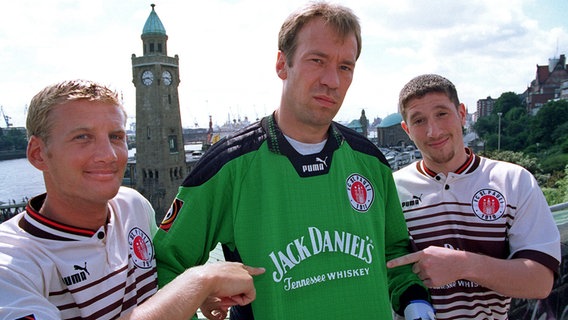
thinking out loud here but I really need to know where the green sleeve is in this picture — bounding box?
[153,167,236,288]
[382,171,429,313]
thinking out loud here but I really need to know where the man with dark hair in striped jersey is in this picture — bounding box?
[388,74,561,319]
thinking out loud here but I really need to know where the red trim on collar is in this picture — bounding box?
[26,199,96,237]
[455,148,474,174]
[421,148,474,177]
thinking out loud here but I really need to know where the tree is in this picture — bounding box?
[473,92,526,151]
[493,92,522,115]
[530,100,568,148]
[502,107,530,151]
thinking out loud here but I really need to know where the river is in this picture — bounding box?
[0,158,44,205]
[0,149,138,205]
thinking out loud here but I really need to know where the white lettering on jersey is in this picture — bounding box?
[269,227,374,283]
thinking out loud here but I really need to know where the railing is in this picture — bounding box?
[1,200,567,319]
[0,201,26,222]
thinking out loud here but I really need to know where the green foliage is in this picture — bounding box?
[472,115,497,139]
[480,150,540,174]
[540,153,568,173]
[530,100,568,148]
[542,165,568,205]
[493,92,522,115]
[473,97,568,204]
[0,128,27,151]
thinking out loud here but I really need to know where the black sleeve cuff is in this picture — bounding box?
[396,284,430,315]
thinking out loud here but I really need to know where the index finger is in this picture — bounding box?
[243,266,266,276]
[386,251,423,268]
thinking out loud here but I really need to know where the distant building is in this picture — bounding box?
[346,119,363,133]
[376,113,412,147]
[183,127,209,144]
[525,54,568,114]
[477,96,496,118]
[346,109,369,137]
[559,79,568,101]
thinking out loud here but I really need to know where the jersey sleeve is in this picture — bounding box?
[381,169,430,313]
[153,165,237,288]
[0,241,61,319]
[507,167,561,271]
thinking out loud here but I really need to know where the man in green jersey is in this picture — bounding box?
[154,2,434,319]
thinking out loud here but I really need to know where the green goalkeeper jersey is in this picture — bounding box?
[154,115,427,319]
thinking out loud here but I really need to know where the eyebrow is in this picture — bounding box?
[306,50,356,67]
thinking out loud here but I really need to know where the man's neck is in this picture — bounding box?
[39,195,109,231]
[274,110,329,143]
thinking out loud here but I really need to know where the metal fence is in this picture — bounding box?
[509,204,568,319]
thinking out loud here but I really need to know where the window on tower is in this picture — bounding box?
[168,135,178,153]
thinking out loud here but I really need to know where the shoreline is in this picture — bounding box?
[0,150,26,161]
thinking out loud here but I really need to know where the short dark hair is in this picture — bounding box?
[278,1,361,66]
[398,74,460,121]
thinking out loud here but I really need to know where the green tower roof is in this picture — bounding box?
[378,113,402,128]
[142,4,166,35]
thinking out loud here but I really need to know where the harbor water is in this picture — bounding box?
[0,148,137,205]
[0,158,44,205]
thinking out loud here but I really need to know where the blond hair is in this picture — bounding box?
[27,79,125,142]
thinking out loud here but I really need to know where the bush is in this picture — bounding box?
[540,153,568,173]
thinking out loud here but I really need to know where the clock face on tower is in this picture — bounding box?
[142,70,153,86]
[162,70,172,86]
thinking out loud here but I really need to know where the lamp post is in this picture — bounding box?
[497,112,502,151]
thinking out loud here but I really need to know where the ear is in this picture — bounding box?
[276,51,288,80]
[458,103,467,126]
[27,135,48,171]
[401,120,410,135]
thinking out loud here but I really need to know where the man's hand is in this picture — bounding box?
[200,296,228,320]
[206,262,265,306]
[198,262,265,319]
[387,246,466,288]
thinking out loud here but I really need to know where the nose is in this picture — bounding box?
[94,138,119,162]
[320,65,340,89]
[426,121,442,138]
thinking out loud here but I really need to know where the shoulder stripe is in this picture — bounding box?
[183,119,267,187]
[332,122,389,166]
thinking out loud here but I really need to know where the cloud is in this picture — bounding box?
[0,0,566,128]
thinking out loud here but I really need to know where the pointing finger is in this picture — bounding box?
[387,251,423,268]
[243,265,266,276]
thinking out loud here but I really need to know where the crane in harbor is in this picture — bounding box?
[1,106,13,128]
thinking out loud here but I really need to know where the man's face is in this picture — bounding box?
[277,18,358,134]
[35,100,128,206]
[401,92,466,173]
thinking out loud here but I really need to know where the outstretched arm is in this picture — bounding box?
[387,245,554,299]
[121,262,265,320]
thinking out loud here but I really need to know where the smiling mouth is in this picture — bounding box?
[85,170,119,179]
[428,137,449,148]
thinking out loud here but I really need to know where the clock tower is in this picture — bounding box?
[132,4,185,222]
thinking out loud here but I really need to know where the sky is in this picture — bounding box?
[0,0,567,129]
